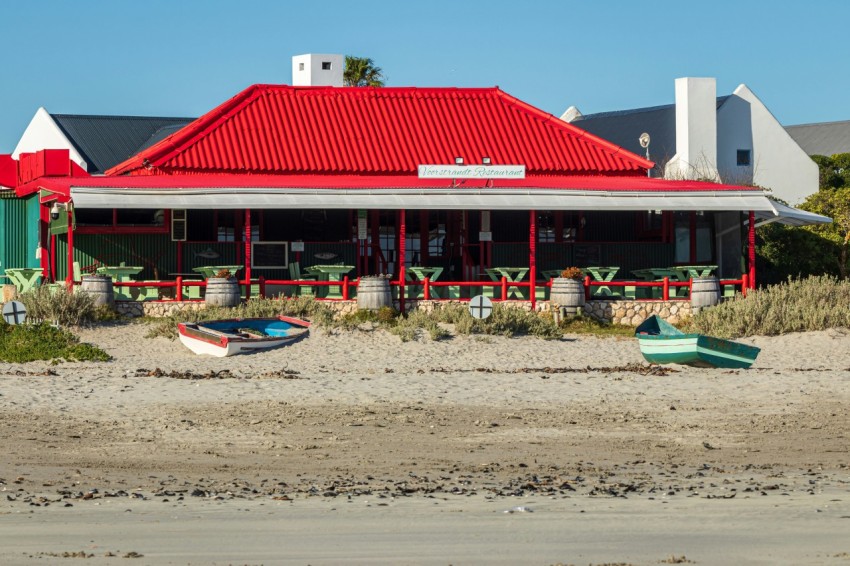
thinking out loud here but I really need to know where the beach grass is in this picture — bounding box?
[691,275,850,338]
[0,322,111,363]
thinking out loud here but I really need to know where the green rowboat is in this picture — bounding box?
[635,315,760,369]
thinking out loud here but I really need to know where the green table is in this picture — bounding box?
[581,266,619,297]
[4,268,44,293]
[192,265,243,279]
[97,264,143,300]
[673,265,718,279]
[406,266,444,298]
[632,268,686,298]
[485,267,529,299]
[305,265,353,299]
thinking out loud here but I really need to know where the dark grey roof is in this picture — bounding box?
[571,96,730,169]
[785,120,850,156]
[51,114,195,174]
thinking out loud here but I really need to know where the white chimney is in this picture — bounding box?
[672,77,718,180]
[292,54,344,87]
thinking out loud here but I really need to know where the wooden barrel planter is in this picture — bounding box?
[549,277,585,316]
[80,275,114,307]
[691,277,720,311]
[357,276,392,311]
[205,277,241,307]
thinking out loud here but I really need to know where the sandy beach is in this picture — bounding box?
[1,321,849,565]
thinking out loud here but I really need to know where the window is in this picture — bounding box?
[75,208,169,234]
[737,149,751,166]
[537,212,556,243]
[299,63,304,71]
[321,61,332,70]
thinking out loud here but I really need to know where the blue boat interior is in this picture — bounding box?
[205,319,300,337]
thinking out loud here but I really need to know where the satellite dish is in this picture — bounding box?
[638,133,651,148]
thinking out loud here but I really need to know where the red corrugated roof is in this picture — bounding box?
[107,85,653,177]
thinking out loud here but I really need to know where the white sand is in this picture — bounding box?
[1,322,849,565]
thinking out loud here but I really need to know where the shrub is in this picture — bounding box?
[0,322,111,363]
[691,275,850,338]
[431,303,560,339]
[18,286,100,326]
[559,267,584,281]
[388,309,449,342]
[213,269,233,278]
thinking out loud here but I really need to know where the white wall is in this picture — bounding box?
[667,77,719,181]
[12,107,88,171]
[718,85,817,204]
[291,54,344,87]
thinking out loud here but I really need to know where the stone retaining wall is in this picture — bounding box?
[111,298,690,325]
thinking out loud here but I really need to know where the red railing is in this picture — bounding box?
[96,273,750,303]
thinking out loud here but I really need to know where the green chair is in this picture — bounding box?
[241,282,261,300]
[289,262,316,297]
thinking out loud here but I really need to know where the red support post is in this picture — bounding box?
[342,276,349,300]
[529,210,537,310]
[584,275,591,301]
[662,277,670,301]
[176,276,183,301]
[244,209,252,299]
[424,277,430,300]
[66,207,74,288]
[741,274,749,297]
[501,276,508,301]
[748,210,756,289]
[399,209,406,313]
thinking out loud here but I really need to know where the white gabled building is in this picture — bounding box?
[564,77,818,205]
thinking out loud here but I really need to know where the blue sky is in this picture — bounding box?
[1,0,847,153]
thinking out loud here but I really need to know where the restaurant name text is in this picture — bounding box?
[417,165,526,179]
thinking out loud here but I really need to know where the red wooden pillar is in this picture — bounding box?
[529,209,537,310]
[399,209,406,313]
[244,209,252,299]
[66,206,74,287]
[747,210,756,289]
[38,205,49,278]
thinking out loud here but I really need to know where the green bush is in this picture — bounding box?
[691,275,850,338]
[429,303,561,339]
[18,286,100,326]
[0,322,111,363]
[388,309,450,342]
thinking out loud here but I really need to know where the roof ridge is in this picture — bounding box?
[52,113,194,121]
[786,119,850,128]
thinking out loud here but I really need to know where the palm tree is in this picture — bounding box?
[344,56,386,87]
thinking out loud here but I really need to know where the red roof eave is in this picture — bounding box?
[35,173,762,194]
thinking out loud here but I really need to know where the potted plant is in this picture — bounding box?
[549,267,585,315]
[205,269,240,307]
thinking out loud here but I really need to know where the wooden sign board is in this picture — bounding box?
[251,241,288,269]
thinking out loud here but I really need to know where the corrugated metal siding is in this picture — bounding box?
[0,196,32,270]
[55,233,178,281]
[110,86,652,176]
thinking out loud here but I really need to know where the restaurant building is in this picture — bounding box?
[2,77,831,315]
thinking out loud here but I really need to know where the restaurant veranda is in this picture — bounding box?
[0,85,829,309]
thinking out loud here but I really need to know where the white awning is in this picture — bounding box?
[755,199,832,227]
[69,186,778,212]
